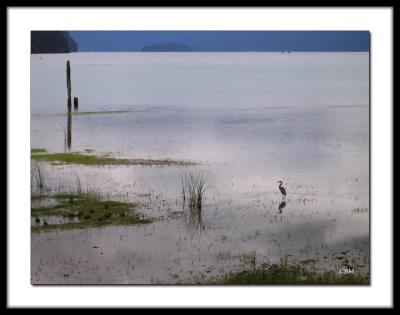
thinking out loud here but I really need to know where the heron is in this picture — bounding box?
[277,181,286,199]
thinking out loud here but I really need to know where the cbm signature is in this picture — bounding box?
[338,267,355,275]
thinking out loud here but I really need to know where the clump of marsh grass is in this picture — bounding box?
[181,171,211,212]
[280,255,288,271]
[240,249,257,270]
[250,249,257,270]
[31,161,46,196]
[75,173,82,196]
[180,171,211,232]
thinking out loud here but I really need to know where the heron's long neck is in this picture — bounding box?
[279,183,282,188]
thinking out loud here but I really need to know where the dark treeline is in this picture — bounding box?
[31,31,78,54]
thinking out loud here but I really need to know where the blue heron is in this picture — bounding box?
[277,181,286,199]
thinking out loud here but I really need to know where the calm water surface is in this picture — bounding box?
[31,52,369,284]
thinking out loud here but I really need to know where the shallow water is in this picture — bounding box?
[31,52,369,284]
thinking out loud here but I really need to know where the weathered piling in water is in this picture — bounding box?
[74,97,78,110]
[66,60,72,112]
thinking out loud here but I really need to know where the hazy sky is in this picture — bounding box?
[69,31,370,52]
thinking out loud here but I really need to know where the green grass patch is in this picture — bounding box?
[31,152,195,166]
[31,193,152,232]
[31,148,48,153]
[217,264,369,285]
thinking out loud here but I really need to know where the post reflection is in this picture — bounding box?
[67,112,72,151]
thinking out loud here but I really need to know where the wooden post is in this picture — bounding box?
[74,97,79,111]
[66,60,72,112]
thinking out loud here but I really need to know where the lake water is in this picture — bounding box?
[31,52,369,284]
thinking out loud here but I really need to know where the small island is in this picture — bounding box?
[141,41,194,52]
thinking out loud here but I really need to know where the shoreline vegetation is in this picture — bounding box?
[30,160,369,284]
[31,162,153,232]
[66,110,131,116]
[31,151,196,166]
[31,148,48,153]
[213,263,369,285]
[32,193,152,232]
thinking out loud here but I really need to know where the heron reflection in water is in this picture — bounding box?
[278,200,286,214]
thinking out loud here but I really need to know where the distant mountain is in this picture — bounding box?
[31,31,78,54]
[141,42,194,52]
[69,31,370,52]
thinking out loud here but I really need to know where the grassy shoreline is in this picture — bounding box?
[31,152,196,166]
[31,193,152,232]
[214,264,369,285]
[31,148,48,154]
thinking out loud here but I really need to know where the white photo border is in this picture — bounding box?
[7,7,393,308]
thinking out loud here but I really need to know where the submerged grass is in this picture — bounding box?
[31,148,48,153]
[70,110,131,116]
[31,152,195,166]
[31,193,152,232]
[217,263,369,285]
